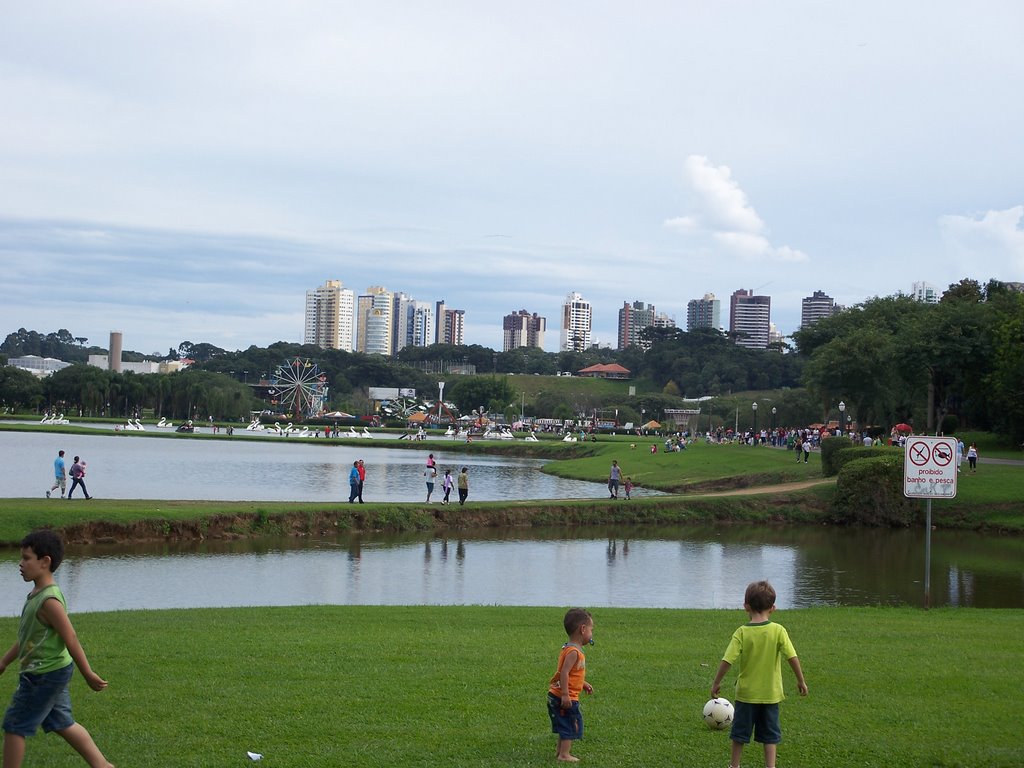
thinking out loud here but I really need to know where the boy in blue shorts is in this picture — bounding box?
[0,530,114,768]
[547,608,594,762]
[711,580,807,768]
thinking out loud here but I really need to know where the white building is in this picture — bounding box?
[800,290,838,327]
[6,355,71,377]
[304,279,355,351]
[560,292,592,352]
[729,288,771,350]
[912,281,940,304]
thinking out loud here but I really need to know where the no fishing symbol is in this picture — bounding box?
[904,436,958,498]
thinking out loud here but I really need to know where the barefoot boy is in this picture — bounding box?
[711,580,807,768]
[547,608,594,762]
[0,530,113,768]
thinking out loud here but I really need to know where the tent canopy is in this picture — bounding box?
[641,420,661,430]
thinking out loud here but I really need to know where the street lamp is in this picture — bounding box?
[771,406,777,432]
[752,402,758,435]
[839,401,846,435]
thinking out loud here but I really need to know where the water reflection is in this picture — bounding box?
[0,525,1018,614]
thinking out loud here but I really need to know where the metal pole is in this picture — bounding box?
[924,499,932,610]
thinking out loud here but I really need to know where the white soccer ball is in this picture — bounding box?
[702,697,734,730]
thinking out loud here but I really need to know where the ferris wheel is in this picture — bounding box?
[270,357,329,418]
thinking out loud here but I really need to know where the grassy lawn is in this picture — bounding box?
[5,606,1020,768]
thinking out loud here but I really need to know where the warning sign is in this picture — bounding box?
[903,436,958,498]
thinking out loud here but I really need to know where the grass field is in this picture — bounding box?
[3,606,1020,768]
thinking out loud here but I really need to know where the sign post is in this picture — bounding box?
[903,436,958,609]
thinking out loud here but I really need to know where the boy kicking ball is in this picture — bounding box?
[0,530,114,768]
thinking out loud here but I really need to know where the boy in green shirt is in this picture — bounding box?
[711,580,807,768]
[0,530,113,768]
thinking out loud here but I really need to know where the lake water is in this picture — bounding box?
[0,430,654,502]
[1,429,1020,613]
[0,525,1019,615]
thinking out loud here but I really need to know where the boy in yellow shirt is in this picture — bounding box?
[711,581,807,768]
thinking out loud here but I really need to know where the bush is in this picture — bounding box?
[820,436,853,477]
[831,454,920,526]
[833,445,902,475]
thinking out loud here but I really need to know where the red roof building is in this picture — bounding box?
[577,363,631,379]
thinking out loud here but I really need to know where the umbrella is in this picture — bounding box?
[894,423,913,433]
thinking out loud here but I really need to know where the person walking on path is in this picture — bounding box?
[607,460,622,499]
[457,467,469,506]
[425,465,437,503]
[46,451,66,499]
[802,439,811,463]
[0,529,114,768]
[66,458,91,501]
[441,469,455,505]
[967,442,979,473]
[347,461,360,503]
[356,459,366,503]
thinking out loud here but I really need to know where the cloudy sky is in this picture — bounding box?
[2,2,1022,356]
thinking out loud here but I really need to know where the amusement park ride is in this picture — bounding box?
[269,357,329,419]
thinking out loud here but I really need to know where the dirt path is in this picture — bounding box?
[686,478,836,497]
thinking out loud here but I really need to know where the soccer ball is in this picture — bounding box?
[702,697,734,730]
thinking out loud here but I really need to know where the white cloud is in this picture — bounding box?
[665,155,807,263]
[939,206,1024,275]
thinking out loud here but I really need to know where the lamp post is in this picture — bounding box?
[839,401,846,435]
[771,406,777,435]
[752,402,758,436]
[438,381,446,425]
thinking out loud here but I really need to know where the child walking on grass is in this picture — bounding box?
[711,580,807,768]
[547,608,594,762]
[0,530,113,768]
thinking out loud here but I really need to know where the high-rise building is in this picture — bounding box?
[304,279,355,351]
[435,300,466,346]
[356,286,393,355]
[686,293,721,332]
[800,290,837,328]
[729,288,771,349]
[617,301,656,350]
[502,310,547,351]
[389,294,434,354]
[560,292,592,352]
[912,281,940,304]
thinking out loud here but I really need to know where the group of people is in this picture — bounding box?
[45,450,92,500]
[424,454,469,505]
[548,580,807,765]
[346,454,472,505]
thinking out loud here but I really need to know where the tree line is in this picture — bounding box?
[2,277,1021,441]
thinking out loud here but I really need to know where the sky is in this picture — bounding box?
[2,2,1023,356]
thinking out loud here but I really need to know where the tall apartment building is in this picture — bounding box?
[800,290,837,328]
[503,310,546,351]
[304,279,355,351]
[434,300,466,346]
[356,286,393,355]
[560,292,592,352]
[912,281,940,304]
[686,293,721,332]
[617,301,656,350]
[391,294,435,354]
[729,288,771,349]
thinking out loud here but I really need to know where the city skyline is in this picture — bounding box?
[2,4,1021,355]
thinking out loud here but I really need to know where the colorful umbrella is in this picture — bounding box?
[893,423,913,433]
